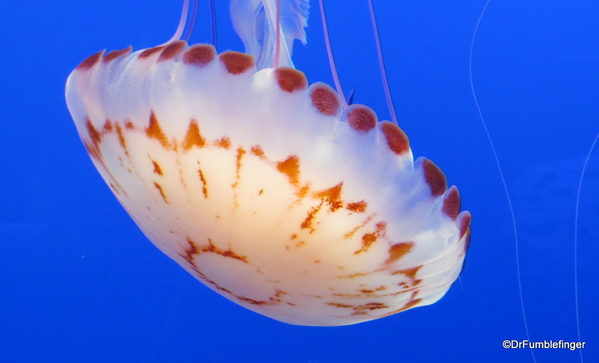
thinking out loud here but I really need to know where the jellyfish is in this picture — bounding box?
[65,0,470,326]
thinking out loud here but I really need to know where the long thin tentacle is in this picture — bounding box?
[367,0,397,125]
[318,0,347,107]
[469,2,537,362]
[274,0,282,68]
[182,0,199,41]
[210,0,217,47]
[166,0,191,43]
[573,133,597,363]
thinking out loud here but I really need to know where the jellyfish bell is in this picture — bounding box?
[65,0,470,326]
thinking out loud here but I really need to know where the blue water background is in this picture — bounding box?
[1,0,598,362]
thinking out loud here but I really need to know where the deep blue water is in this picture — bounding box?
[1,1,598,362]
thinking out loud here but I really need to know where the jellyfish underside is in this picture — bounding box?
[65,0,471,326]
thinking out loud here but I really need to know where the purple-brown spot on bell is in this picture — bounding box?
[309,83,340,116]
[215,136,231,149]
[385,242,414,264]
[184,44,216,67]
[345,105,377,133]
[115,123,128,156]
[237,296,270,306]
[81,119,113,173]
[380,121,409,155]
[364,302,388,310]
[197,269,234,295]
[312,183,343,212]
[275,67,308,93]
[250,145,265,159]
[198,169,208,198]
[151,160,163,176]
[327,302,388,316]
[83,140,102,163]
[359,286,387,294]
[326,302,352,309]
[442,186,460,220]
[400,266,423,284]
[458,211,472,251]
[300,202,323,233]
[343,214,375,239]
[139,45,167,59]
[458,211,472,239]
[398,294,422,312]
[296,185,310,199]
[219,51,255,74]
[352,302,388,314]
[124,120,135,130]
[182,119,206,150]
[159,40,187,62]
[102,120,113,132]
[422,159,447,197]
[355,221,387,254]
[232,147,246,189]
[346,200,367,213]
[103,46,132,63]
[381,292,421,317]
[153,182,168,203]
[181,237,200,266]
[77,50,104,70]
[86,118,101,146]
[202,238,248,263]
[266,289,287,305]
[276,155,301,186]
[146,112,171,149]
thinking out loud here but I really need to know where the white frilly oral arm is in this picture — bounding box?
[230,0,309,69]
